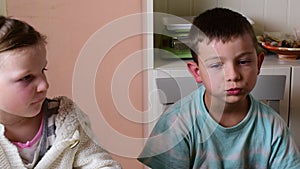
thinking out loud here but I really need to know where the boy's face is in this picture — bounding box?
[0,43,49,120]
[188,34,264,105]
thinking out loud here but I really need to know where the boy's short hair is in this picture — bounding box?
[0,15,46,53]
[189,8,258,63]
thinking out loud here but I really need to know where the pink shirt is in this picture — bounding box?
[12,116,44,165]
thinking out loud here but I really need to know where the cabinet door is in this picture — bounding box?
[290,66,300,149]
[147,69,196,134]
[260,67,291,123]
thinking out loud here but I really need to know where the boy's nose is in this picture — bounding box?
[225,65,241,82]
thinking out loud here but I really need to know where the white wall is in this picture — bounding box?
[154,0,300,33]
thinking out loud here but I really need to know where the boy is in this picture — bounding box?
[138,8,300,168]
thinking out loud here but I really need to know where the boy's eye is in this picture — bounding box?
[209,62,223,69]
[239,60,251,65]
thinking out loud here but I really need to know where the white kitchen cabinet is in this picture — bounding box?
[290,66,300,149]
[147,55,300,151]
[146,50,296,128]
[149,55,291,125]
[258,57,291,124]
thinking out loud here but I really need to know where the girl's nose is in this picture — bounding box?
[37,76,49,92]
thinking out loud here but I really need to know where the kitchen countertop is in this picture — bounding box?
[154,52,300,70]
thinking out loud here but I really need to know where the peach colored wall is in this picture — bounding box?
[6,1,144,169]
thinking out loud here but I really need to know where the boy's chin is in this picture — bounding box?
[224,95,249,104]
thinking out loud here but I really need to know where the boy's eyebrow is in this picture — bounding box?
[203,51,255,62]
[203,56,221,62]
[235,51,256,58]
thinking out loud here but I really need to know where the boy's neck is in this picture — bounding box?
[205,94,250,128]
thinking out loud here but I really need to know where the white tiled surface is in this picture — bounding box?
[0,0,6,16]
[154,0,300,32]
[219,0,241,11]
[154,0,218,16]
[288,0,300,31]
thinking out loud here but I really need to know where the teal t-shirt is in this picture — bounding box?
[138,85,300,169]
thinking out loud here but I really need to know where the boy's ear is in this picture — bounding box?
[187,61,202,83]
[257,52,265,75]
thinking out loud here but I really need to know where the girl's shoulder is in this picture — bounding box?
[47,96,74,112]
[45,96,81,127]
[46,96,80,117]
[45,96,92,135]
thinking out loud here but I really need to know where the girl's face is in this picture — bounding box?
[188,34,264,105]
[0,43,49,120]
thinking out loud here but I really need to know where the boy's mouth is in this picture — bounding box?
[226,88,242,95]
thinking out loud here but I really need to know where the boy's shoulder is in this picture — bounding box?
[166,85,205,114]
[253,95,287,124]
[155,85,205,129]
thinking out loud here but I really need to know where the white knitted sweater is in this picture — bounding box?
[0,96,122,169]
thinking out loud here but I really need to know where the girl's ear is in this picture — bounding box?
[187,61,202,83]
[257,52,265,75]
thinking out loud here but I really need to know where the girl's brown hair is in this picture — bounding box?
[0,16,46,53]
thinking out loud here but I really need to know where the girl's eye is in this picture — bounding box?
[21,75,34,82]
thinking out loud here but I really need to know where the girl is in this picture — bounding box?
[0,16,121,168]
